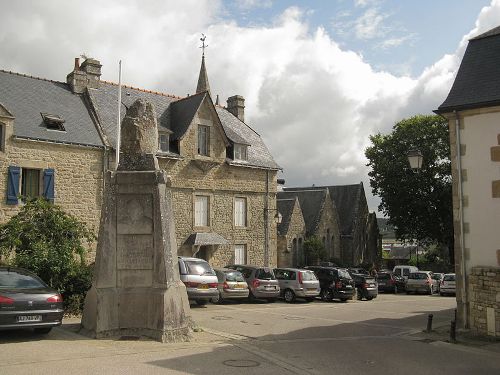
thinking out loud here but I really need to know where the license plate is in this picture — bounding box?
[369,284,375,287]
[17,315,42,323]
[198,284,209,289]
[234,284,245,289]
[264,285,275,290]
[379,282,386,285]
[307,288,317,291]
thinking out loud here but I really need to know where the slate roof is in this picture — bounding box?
[277,198,298,236]
[0,70,103,147]
[437,25,500,113]
[278,189,328,236]
[284,183,366,236]
[184,232,229,246]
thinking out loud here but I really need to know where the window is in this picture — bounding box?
[234,197,247,227]
[22,169,41,198]
[234,244,246,264]
[41,113,65,131]
[234,144,248,161]
[158,133,169,152]
[194,195,209,227]
[198,125,209,156]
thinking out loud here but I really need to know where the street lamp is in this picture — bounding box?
[407,149,423,268]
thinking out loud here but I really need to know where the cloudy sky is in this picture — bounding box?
[1,0,499,213]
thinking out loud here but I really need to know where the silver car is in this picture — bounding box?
[405,271,434,295]
[212,268,249,303]
[178,257,218,306]
[274,268,320,303]
[225,265,280,301]
[440,273,456,296]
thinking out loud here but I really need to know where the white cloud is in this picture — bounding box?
[234,0,273,10]
[0,0,499,213]
[378,33,417,49]
[354,8,390,39]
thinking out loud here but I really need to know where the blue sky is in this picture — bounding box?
[222,0,492,76]
[0,0,499,213]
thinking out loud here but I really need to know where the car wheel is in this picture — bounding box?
[212,292,224,304]
[284,289,296,303]
[34,327,52,334]
[320,288,333,302]
[195,299,208,306]
[366,297,373,301]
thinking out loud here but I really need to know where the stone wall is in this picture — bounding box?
[277,201,306,267]
[469,266,500,337]
[314,194,341,261]
[0,137,104,258]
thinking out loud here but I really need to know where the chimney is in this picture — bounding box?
[66,57,102,93]
[227,95,245,122]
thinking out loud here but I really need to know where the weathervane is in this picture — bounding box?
[199,34,208,57]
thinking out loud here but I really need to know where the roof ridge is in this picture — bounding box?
[100,79,184,99]
[0,69,64,85]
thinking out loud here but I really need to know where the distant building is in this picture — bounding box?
[436,25,500,337]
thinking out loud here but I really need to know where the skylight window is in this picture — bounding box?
[234,143,248,161]
[41,113,65,131]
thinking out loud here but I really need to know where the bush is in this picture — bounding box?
[0,198,95,312]
[303,236,327,265]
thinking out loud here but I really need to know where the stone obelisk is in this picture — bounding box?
[81,99,192,342]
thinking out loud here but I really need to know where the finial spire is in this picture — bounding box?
[196,33,211,97]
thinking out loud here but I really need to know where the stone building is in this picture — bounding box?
[276,196,306,267]
[278,188,341,265]
[281,183,379,267]
[436,25,500,337]
[0,54,281,267]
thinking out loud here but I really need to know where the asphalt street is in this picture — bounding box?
[1,293,499,374]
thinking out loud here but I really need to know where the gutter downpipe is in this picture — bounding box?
[454,110,468,329]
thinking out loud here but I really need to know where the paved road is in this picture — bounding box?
[1,293,499,374]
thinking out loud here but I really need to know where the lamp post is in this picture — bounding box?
[407,149,423,268]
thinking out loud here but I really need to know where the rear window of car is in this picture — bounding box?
[0,270,46,289]
[338,269,352,279]
[225,271,245,282]
[443,274,455,281]
[185,261,215,276]
[409,273,428,280]
[255,268,276,280]
[377,273,390,280]
[300,271,317,281]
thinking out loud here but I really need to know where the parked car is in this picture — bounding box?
[351,273,378,301]
[225,265,280,302]
[178,256,218,306]
[440,273,456,296]
[0,267,64,334]
[274,268,320,303]
[405,271,434,295]
[431,273,444,293]
[305,266,355,302]
[376,271,405,293]
[211,268,249,303]
[393,265,419,280]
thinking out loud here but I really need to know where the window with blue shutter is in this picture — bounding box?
[43,169,55,203]
[7,166,20,205]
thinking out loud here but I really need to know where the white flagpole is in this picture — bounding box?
[116,60,122,169]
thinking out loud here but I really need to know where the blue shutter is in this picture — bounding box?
[43,168,55,203]
[7,166,20,205]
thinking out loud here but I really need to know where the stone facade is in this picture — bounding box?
[469,267,500,337]
[277,197,306,267]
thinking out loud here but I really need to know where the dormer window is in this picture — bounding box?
[41,113,65,131]
[158,133,169,152]
[198,125,210,156]
[234,143,248,161]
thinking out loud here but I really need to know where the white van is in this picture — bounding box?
[393,265,419,280]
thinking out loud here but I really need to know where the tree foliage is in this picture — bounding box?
[303,236,327,264]
[0,198,95,311]
[365,115,453,261]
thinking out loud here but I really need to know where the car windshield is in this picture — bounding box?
[185,261,215,276]
[338,269,352,279]
[255,268,275,280]
[431,274,441,280]
[300,271,317,281]
[377,273,390,280]
[0,270,46,289]
[444,274,456,281]
[225,271,245,282]
[409,273,428,280]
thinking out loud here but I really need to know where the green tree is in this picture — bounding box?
[0,198,95,311]
[365,115,454,263]
[303,236,327,265]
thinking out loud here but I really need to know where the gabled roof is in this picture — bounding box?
[0,70,104,147]
[170,92,208,140]
[437,25,500,113]
[277,197,301,236]
[284,183,366,236]
[278,189,328,236]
